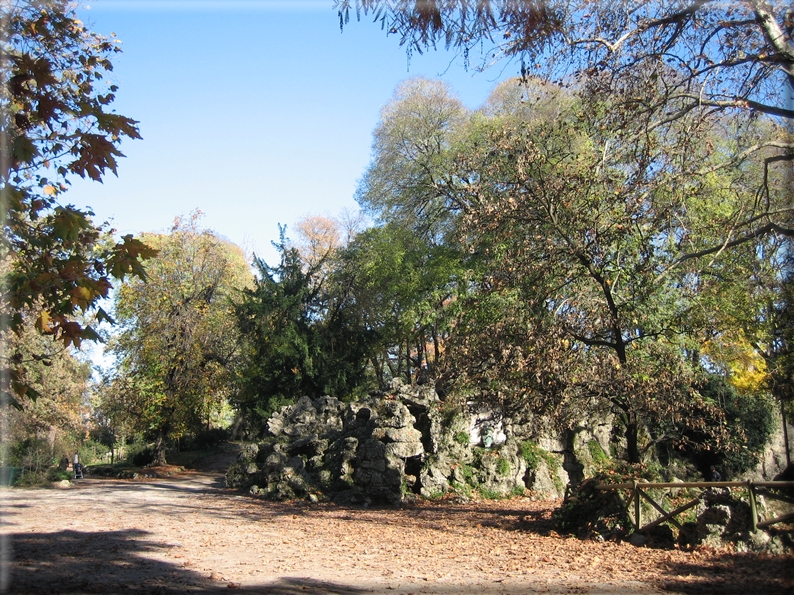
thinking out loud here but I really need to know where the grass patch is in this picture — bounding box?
[458,463,476,485]
[496,457,511,477]
[424,489,446,501]
[454,431,470,446]
[478,487,505,500]
[451,481,473,499]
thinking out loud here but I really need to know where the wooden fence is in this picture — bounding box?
[594,480,794,534]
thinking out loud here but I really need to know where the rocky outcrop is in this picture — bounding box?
[676,487,792,553]
[227,381,604,503]
[750,421,794,481]
[227,392,424,504]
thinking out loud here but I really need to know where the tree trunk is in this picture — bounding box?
[782,397,791,468]
[153,429,169,466]
[405,340,412,382]
[626,418,640,464]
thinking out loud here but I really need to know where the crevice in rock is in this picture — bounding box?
[405,455,423,493]
[404,404,434,455]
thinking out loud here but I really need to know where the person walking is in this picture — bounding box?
[73,453,83,479]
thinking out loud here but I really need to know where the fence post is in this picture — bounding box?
[633,480,641,531]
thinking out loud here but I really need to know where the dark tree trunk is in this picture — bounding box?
[626,419,640,464]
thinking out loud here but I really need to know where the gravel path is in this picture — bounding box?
[1,463,792,594]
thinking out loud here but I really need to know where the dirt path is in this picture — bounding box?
[1,460,792,595]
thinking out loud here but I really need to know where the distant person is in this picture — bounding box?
[59,454,69,471]
[710,466,721,482]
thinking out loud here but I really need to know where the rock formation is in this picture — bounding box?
[226,380,572,503]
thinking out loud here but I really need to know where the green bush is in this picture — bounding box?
[458,463,476,485]
[439,401,462,428]
[520,441,545,468]
[552,461,670,538]
[181,428,230,451]
[10,438,53,472]
[451,481,473,499]
[78,440,110,466]
[47,468,73,482]
[656,375,777,478]
[14,469,47,487]
[122,437,151,464]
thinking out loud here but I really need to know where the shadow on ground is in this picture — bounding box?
[4,528,219,594]
[658,549,794,595]
[5,526,794,594]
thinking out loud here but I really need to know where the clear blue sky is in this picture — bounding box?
[67,0,516,265]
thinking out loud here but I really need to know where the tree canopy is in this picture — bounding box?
[349,73,784,462]
[1,0,155,407]
[338,0,793,244]
[104,213,250,464]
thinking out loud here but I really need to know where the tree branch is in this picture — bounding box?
[664,222,794,275]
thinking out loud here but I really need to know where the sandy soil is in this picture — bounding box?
[1,450,792,595]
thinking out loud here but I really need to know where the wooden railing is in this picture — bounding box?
[594,480,794,534]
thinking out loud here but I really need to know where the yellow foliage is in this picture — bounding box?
[704,334,769,395]
[729,356,767,395]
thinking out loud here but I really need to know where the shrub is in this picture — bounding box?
[14,469,47,487]
[520,441,544,468]
[132,448,155,467]
[451,481,473,499]
[181,428,230,451]
[656,375,777,478]
[553,476,630,538]
[10,437,53,472]
[47,468,72,482]
[552,461,672,538]
[439,401,462,428]
[78,440,111,466]
[122,437,151,465]
[458,463,476,485]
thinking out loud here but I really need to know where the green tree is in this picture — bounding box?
[356,77,468,240]
[338,0,793,244]
[1,0,155,407]
[355,75,774,462]
[335,223,471,391]
[106,213,250,465]
[234,227,375,431]
[1,315,91,469]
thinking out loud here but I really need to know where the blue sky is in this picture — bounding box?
[67,0,516,265]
